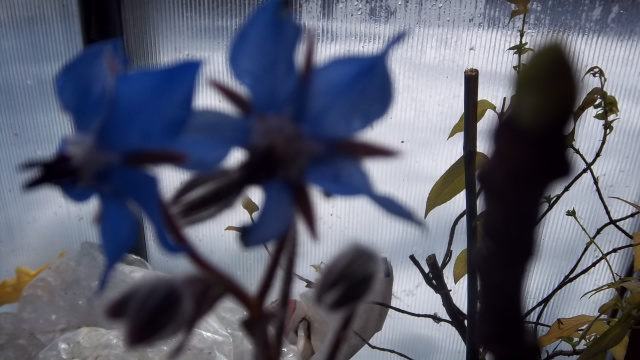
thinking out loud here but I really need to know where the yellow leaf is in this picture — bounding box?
[584,321,609,337]
[424,153,489,219]
[224,226,242,232]
[539,315,596,347]
[0,253,63,306]
[310,264,324,273]
[241,196,260,221]
[634,231,640,272]
[453,249,467,284]
[610,335,628,360]
[507,0,530,20]
[447,100,497,139]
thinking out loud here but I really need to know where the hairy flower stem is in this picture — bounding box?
[162,203,255,311]
[272,228,297,359]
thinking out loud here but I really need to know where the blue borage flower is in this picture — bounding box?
[23,39,222,284]
[172,0,419,247]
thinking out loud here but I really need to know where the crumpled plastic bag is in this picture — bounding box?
[0,242,300,360]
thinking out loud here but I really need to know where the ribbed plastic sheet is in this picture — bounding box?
[1,0,639,359]
[0,0,100,310]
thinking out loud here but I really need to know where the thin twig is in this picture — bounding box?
[353,331,414,360]
[409,254,437,291]
[530,210,640,328]
[442,210,466,270]
[525,242,640,318]
[542,348,585,360]
[570,144,632,239]
[425,254,468,343]
[442,188,483,271]
[537,122,609,224]
[371,301,454,325]
[523,320,551,328]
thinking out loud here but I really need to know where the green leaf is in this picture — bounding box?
[517,47,535,56]
[447,100,497,139]
[507,42,528,51]
[241,196,259,221]
[310,264,324,273]
[578,316,634,360]
[224,226,242,232]
[583,66,606,80]
[610,197,640,212]
[424,152,490,218]
[598,295,621,315]
[453,248,467,284]
[605,95,619,116]
[594,111,608,121]
[573,87,603,122]
[507,0,531,20]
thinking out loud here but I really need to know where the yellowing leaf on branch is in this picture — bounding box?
[507,0,531,21]
[453,248,467,284]
[583,321,609,337]
[224,226,242,232]
[633,231,640,272]
[241,196,260,221]
[610,335,629,360]
[538,315,596,347]
[447,100,498,139]
[424,152,489,219]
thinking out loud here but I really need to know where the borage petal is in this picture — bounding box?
[305,156,373,196]
[306,155,419,223]
[55,39,126,132]
[230,0,301,113]
[303,33,405,140]
[99,194,140,287]
[108,167,182,253]
[61,184,94,202]
[241,180,294,246]
[369,193,421,225]
[99,62,201,151]
[171,111,251,171]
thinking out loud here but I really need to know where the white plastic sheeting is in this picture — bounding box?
[1,1,640,359]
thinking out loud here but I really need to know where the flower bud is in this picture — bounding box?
[107,274,226,347]
[315,245,380,311]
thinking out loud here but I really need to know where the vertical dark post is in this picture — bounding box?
[463,68,479,360]
[77,0,147,261]
[78,0,123,45]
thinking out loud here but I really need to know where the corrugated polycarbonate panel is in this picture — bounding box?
[0,0,101,306]
[117,0,638,359]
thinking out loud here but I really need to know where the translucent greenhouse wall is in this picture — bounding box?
[1,0,639,359]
